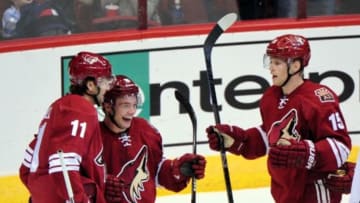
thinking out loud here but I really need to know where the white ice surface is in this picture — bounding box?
[156,187,350,203]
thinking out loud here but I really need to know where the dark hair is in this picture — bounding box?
[69,77,95,95]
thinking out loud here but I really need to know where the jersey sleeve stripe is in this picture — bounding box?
[49,165,80,174]
[22,146,34,167]
[326,137,350,167]
[48,152,82,173]
[314,179,330,203]
[22,160,31,168]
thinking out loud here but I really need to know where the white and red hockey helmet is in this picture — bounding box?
[69,51,113,85]
[265,34,311,68]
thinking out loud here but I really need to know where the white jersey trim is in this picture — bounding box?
[22,145,34,168]
[315,179,330,203]
[48,152,82,174]
[326,137,350,167]
[30,123,47,172]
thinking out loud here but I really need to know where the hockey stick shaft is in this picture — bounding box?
[203,13,237,203]
[58,150,75,203]
[174,90,197,203]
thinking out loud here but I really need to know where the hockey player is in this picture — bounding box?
[19,51,115,203]
[100,75,206,203]
[205,34,352,203]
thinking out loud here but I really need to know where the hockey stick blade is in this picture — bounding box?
[174,90,197,203]
[203,13,237,203]
[204,13,237,65]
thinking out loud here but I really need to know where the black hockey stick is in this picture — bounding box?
[203,13,237,203]
[174,90,197,203]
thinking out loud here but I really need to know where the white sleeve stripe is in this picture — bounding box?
[49,152,82,162]
[49,165,80,174]
[24,150,33,162]
[333,138,350,166]
[338,143,350,164]
[256,126,269,154]
[22,159,31,168]
[314,179,330,203]
[49,158,81,168]
[327,138,341,167]
[25,146,34,155]
[326,138,349,167]
[21,146,34,168]
[30,123,47,172]
[48,152,81,173]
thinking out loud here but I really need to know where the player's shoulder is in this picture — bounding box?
[52,94,96,116]
[301,80,338,103]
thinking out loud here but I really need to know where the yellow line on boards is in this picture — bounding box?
[157,146,360,196]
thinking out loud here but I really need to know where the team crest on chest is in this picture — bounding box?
[268,109,300,145]
[117,145,149,203]
[314,87,335,103]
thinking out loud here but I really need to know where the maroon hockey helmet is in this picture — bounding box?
[69,51,112,84]
[104,75,141,104]
[266,34,311,67]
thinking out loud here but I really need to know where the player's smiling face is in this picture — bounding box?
[269,57,288,86]
[113,95,138,130]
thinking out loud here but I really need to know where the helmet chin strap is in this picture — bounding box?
[280,62,302,87]
[109,106,124,130]
[281,73,292,87]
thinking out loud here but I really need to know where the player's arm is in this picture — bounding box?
[48,147,90,202]
[19,135,37,188]
[47,108,96,202]
[312,88,351,171]
[206,124,268,159]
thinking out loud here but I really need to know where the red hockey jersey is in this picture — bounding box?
[243,80,351,203]
[101,117,187,203]
[19,94,106,203]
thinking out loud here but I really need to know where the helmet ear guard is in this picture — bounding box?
[265,34,311,68]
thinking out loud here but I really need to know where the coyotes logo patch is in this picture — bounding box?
[314,87,335,103]
[268,109,300,146]
[117,145,149,203]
